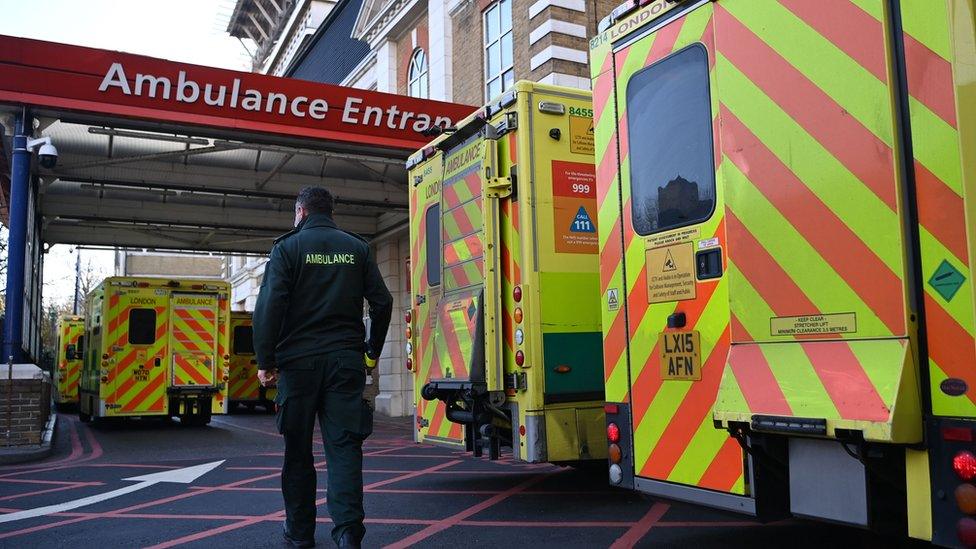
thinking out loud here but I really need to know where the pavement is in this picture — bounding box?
[0,411,924,548]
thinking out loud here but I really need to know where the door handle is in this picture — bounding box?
[667,312,687,329]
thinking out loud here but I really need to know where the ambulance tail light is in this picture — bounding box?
[515,350,525,366]
[513,286,522,303]
[944,426,974,442]
[607,422,620,443]
[956,451,976,481]
[100,376,108,383]
[514,308,523,324]
[406,357,413,371]
[406,326,412,339]
[608,444,622,464]
[405,310,412,323]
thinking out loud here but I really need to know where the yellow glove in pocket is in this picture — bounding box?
[365,354,377,370]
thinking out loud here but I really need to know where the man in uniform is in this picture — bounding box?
[253,186,393,548]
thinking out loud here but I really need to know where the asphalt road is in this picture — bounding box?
[0,410,924,548]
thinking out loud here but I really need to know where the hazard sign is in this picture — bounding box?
[659,331,701,381]
[607,288,620,311]
[569,115,594,155]
[646,242,696,303]
[570,206,596,233]
[929,259,966,302]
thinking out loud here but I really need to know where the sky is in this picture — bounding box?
[0,0,253,306]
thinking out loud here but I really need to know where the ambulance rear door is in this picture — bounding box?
[169,293,219,391]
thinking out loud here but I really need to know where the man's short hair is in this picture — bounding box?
[296,186,335,216]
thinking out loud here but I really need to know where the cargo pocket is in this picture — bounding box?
[274,368,317,435]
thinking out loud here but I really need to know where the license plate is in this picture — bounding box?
[659,331,701,381]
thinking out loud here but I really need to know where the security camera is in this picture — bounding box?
[27,137,58,169]
[37,141,58,168]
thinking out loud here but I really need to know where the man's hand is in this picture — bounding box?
[258,368,278,387]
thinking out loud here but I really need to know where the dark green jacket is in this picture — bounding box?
[253,213,393,369]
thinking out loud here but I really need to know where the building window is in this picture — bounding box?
[484,0,513,101]
[408,49,429,99]
[626,44,715,235]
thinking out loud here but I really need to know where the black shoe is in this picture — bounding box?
[336,531,361,548]
[283,529,315,548]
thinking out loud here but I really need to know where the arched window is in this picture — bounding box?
[408,49,429,99]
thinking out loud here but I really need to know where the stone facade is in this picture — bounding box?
[0,375,51,447]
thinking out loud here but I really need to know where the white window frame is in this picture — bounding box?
[408,48,429,99]
[483,0,514,101]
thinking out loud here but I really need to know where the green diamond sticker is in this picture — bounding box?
[928,260,966,302]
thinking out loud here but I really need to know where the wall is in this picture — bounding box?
[395,17,429,95]
[122,254,225,278]
[373,232,413,417]
[0,376,51,447]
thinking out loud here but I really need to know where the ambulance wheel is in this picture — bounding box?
[79,410,92,423]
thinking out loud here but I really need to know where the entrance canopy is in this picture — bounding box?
[0,34,475,253]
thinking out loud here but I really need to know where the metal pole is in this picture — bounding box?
[72,250,81,315]
[6,355,12,442]
[3,109,30,364]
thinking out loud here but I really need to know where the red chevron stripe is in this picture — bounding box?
[915,161,969,263]
[800,341,889,421]
[726,211,820,340]
[727,316,792,416]
[715,4,898,211]
[924,294,976,406]
[903,31,957,128]
[779,0,887,82]
[122,372,165,413]
[641,325,731,479]
[721,108,905,335]
[630,275,723,429]
[644,12,686,65]
[697,436,744,492]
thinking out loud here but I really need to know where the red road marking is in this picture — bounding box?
[609,502,670,549]
[384,473,550,549]
[0,482,104,502]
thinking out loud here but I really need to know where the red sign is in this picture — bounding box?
[551,160,598,254]
[0,35,477,151]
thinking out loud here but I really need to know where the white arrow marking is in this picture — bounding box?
[0,460,224,523]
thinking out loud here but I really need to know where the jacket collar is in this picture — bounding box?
[299,213,338,231]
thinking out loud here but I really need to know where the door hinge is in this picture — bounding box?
[485,176,512,198]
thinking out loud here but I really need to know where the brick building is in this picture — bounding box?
[223,0,614,418]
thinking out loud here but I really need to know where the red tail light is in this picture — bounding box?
[405,311,412,323]
[513,286,522,302]
[607,422,620,443]
[519,425,526,436]
[954,451,976,481]
[944,426,974,442]
[959,517,976,546]
[604,403,619,414]
[405,357,413,371]
[515,351,525,366]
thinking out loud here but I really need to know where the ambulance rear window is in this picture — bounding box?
[233,326,254,355]
[626,43,715,235]
[129,309,156,345]
[425,204,441,286]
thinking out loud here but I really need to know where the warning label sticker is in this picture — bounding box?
[770,312,857,337]
[607,288,620,311]
[647,227,699,248]
[928,259,966,302]
[552,160,598,254]
[646,242,696,303]
[569,115,594,155]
